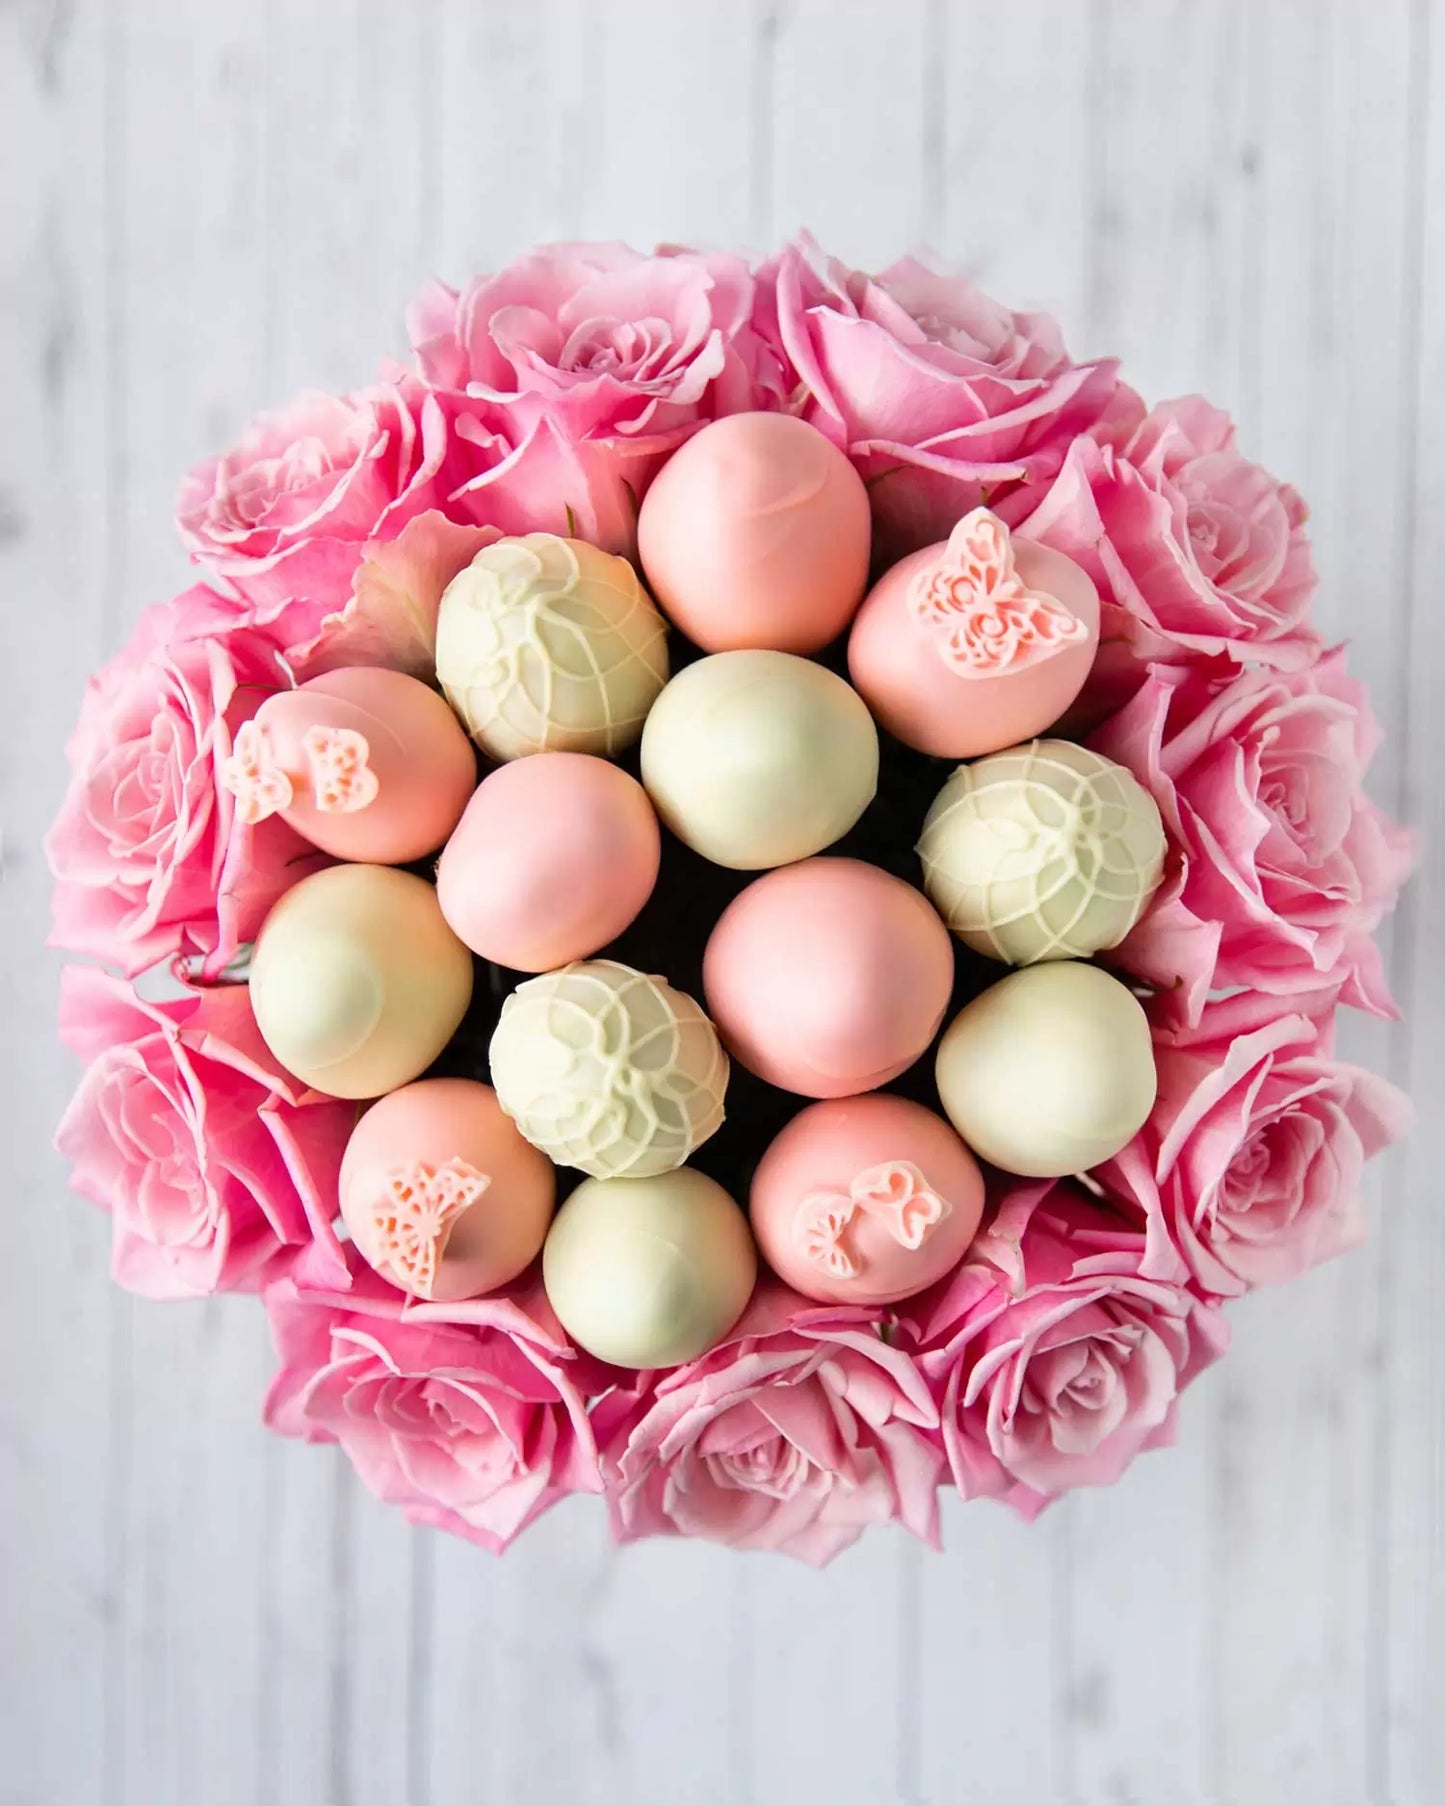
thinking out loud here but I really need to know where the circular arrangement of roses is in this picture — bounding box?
[48,234,1412,1565]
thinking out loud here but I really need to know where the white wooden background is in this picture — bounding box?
[2,3,1440,1802]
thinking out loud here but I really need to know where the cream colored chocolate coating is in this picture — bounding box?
[918,740,1166,965]
[488,960,728,1178]
[640,650,879,869]
[934,961,1157,1176]
[434,533,669,761]
[542,1168,756,1367]
[250,865,473,1099]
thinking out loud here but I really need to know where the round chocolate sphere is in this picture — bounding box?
[436,752,661,971]
[435,533,669,760]
[640,650,879,869]
[750,1093,984,1305]
[222,666,477,863]
[637,412,871,654]
[918,739,1166,965]
[702,858,954,1098]
[339,1078,555,1301]
[934,961,1157,1176]
[543,1168,757,1368]
[848,508,1100,758]
[250,865,473,1100]
[488,960,729,1178]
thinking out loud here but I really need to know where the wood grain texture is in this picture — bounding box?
[0,3,1438,1803]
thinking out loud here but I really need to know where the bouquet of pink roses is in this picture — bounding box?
[48,235,1411,1564]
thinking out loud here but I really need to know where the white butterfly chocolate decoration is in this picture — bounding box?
[911,507,1087,676]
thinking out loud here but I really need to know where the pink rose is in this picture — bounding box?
[1100,988,1411,1296]
[1022,396,1319,676]
[176,380,456,614]
[758,234,1127,558]
[1093,651,1413,1019]
[45,591,325,977]
[274,508,499,679]
[600,1284,944,1566]
[907,1188,1228,1515]
[265,1258,605,1552]
[54,966,351,1299]
[418,398,658,558]
[409,240,775,436]
[408,242,783,554]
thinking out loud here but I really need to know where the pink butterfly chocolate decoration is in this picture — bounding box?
[222,720,295,825]
[223,720,379,823]
[217,666,476,863]
[338,1078,556,1304]
[799,1196,861,1279]
[750,1094,987,1306]
[371,1156,491,1298]
[847,507,1101,758]
[796,1161,948,1280]
[303,725,380,813]
[911,508,1089,677]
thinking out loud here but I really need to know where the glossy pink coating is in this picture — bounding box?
[637,412,872,653]
[750,1093,985,1305]
[230,666,477,862]
[848,523,1100,758]
[435,752,661,971]
[702,857,954,1098]
[339,1078,555,1301]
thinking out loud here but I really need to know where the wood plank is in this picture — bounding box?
[1048,4,1258,1793]
[257,1434,339,1806]
[1081,0,1256,407]
[935,0,1095,333]
[741,1533,915,1805]
[264,0,436,392]
[1199,3,1420,1798]
[0,5,115,1801]
[1382,1,1444,1796]
[915,1496,1065,1803]
[430,0,601,280]
[89,11,279,1805]
[765,0,933,265]
[588,0,755,253]
[425,1496,668,1806]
